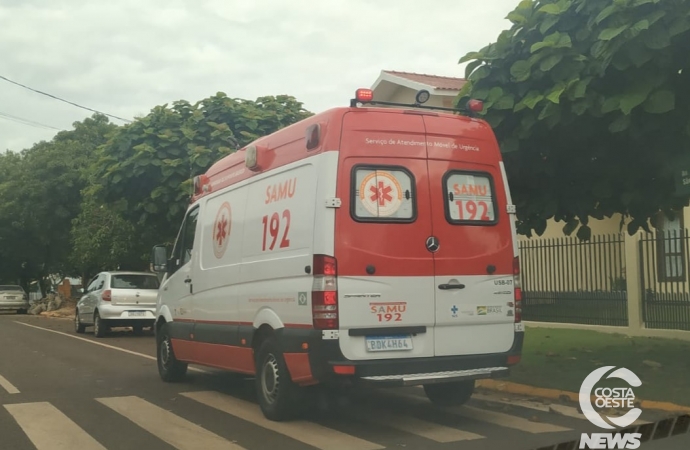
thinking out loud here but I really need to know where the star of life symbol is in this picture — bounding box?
[451,305,458,317]
[359,171,403,217]
[213,202,231,259]
[578,366,643,449]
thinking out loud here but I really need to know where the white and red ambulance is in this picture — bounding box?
[151,88,524,421]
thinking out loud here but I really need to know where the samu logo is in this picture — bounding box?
[579,366,643,449]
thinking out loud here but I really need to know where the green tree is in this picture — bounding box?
[91,92,312,261]
[0,114,118,290]
[457,0,690,239]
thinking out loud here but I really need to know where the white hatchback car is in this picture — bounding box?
[75,271,160,337]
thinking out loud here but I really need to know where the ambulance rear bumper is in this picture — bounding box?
[357,367,510,387]
[275,327,523,387]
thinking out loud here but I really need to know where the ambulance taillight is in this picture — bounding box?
[312,255,338,330]
[513,256,522,323]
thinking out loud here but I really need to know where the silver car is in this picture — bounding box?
[0,285,29,314]
[75,271,159,337]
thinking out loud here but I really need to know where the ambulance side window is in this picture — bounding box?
[443,171,498,225]
[351,166,416,223]
[170,206,200,274]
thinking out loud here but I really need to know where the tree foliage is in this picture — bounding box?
[0,115,117,289]
[0,91,312,290]
[457,0,690,238]
[90,92,312,262]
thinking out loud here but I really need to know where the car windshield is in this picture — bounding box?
[110,275,159,290]
[0,285,24,293]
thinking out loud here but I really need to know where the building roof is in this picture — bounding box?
[381,70,467,91]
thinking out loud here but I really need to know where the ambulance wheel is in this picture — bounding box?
[255,337,303,421]
[157,323,188,382]
[424,380,475,407]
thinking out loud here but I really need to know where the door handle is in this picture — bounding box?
[184,278,192,284]
[438,283,465,290]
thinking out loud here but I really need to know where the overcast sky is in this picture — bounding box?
[0,0,518,152]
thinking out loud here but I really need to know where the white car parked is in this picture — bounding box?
[75,271,159,337]
[0,285,29,314]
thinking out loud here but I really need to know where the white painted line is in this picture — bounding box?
[473,393,552,413]
[452,406,571,433]
[97,396,244,450]
[347,408,484,443]
[5,402,107,450]
[399,393,571,434]
[473,393,651,426]
[181,391,385,450]
[0,374,20,394]
[14,321,206,373]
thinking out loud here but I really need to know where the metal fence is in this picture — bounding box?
[639,230,690,331]
[519,234,629,326]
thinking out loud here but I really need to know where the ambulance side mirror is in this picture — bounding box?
[151,245,168,274]
[245,145,268,171]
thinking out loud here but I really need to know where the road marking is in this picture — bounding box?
[181,391,384,450]
[451,406,571,433]
[399,393,571,433]
[97,396,243,450]
[474,393,650,425]
[5,402,107,450]
[473,393,552,412]
[0,374,20,394]
[14,321,206,373]
[346,408,484,443]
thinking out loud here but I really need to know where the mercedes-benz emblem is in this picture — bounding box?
[426,236,440,253]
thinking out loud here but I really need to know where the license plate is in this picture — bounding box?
[365,335,413,352]
[5,296,16,300]
[128,311,146,317]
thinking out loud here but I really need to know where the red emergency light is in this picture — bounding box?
[467,99,484,113]
[355,88,374,103]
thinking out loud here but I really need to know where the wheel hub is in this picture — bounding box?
[261,354,280,404]
[160,339,170,366]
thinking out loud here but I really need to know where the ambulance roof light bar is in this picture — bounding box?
[350,88,483,117]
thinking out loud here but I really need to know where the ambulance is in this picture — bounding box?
[150,88,524,421]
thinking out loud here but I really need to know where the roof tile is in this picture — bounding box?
[384,70,467,91]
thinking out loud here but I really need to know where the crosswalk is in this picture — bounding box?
[0,388,598,450]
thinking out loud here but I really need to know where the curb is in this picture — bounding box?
[476,379,690,414]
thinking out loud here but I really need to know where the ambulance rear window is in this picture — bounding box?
[444,171,498,225]
[352,166,416,222]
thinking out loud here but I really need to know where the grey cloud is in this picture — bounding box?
[0,0,518,152]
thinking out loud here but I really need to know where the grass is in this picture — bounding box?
[507,327,690,406]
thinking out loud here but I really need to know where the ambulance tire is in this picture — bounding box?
[156,323,188,382]
[255,337,304,421]
[423,380,475,407]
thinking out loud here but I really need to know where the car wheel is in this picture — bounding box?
[423,380,475,407]
[93,312,106,338]
[157,322,188,382]
[74,310,85,334]
[255,337,304,421]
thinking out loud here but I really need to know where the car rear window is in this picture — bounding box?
[351,166,416,222]
[0,285,24,293]
[444,171,498,225]
[110,275,160,290]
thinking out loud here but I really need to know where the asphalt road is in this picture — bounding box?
[0,313,688,450]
